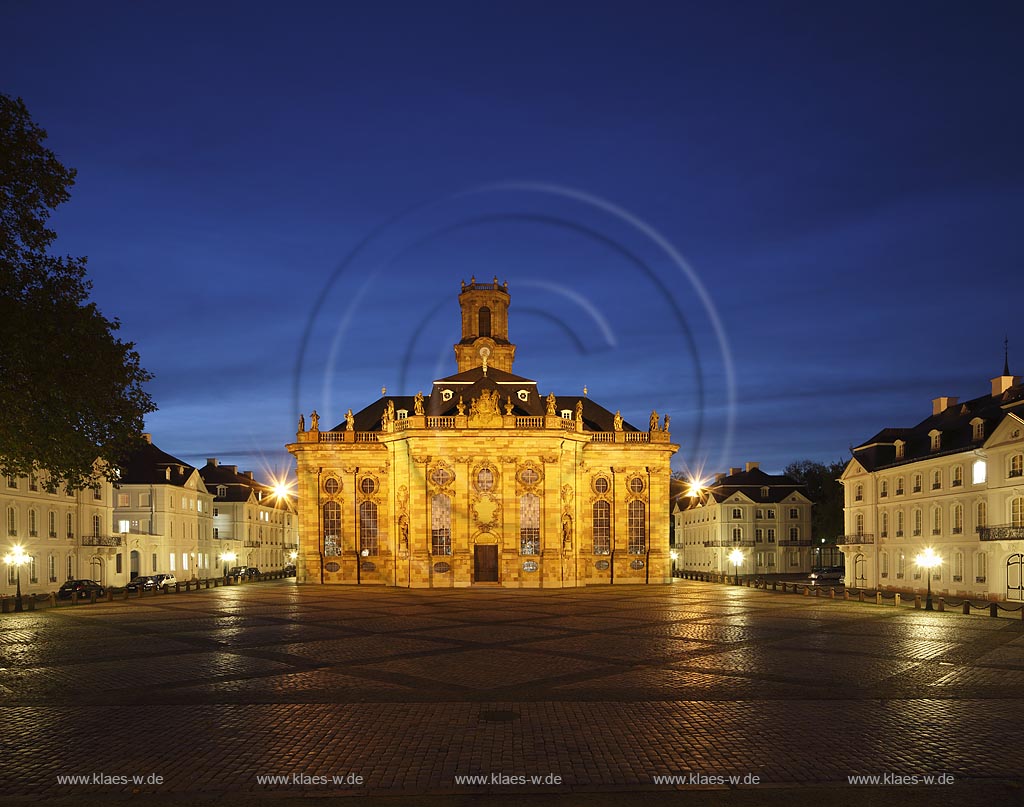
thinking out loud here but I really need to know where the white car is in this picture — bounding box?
[150,573,177,590]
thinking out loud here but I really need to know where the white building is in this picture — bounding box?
[840,365,1024,600]
[2,466,117,595]
[674,463,814,576]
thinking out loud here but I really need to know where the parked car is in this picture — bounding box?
[226,566,260,578]
[125,575,154,591]
[808,566,844,585]
[149,573,178,590]
[241,567,261,578]
[283,564,296,576]
[57,579,106,600]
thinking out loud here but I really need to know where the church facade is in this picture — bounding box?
[287,279,678,588]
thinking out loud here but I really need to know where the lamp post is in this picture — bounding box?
[220,550,237,579]
[670,550,678,576]
[3,544,29,612]
[914,547,941,611]
[727,548,744,586]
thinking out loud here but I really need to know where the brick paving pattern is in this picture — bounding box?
[1,580,1022,803]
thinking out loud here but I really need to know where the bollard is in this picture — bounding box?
[107,589,114,602]
[89,590,97,604]
[990,603,998,618]
[963,601,970,615]
[28,597,36,611]
[858,591,865,603]
[803,586,809,597]
[1,597,10,614]
[843,590,850,601]
[175,582,181,594]
[938,598,945,612]
[875,592,881,605]
[772,581,777,591]
[814,587,820,597]
[914,595,921,609]
[895,593,901,607]
[830,588,835,599]
[123,589,129,601]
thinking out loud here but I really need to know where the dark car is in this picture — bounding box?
[241,567,261,578]
[125,575,154,591]
[57,579,106,600]
[227,566,260,578]
[283,564,296,576]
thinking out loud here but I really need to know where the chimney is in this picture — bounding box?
[225,465,238,474]
[745,462,759,472]
[932,396,958,415]
[729,467,742,476]
[206,458,218,467]
[243,471,254,479]
[992,375,1019,397]
[715,473,727,483]
[142,433,152,444]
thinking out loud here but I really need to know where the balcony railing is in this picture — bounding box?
[515,416,544,429]
[426,417,455,430]
[978,524,1024,541]
[703,540,755,547]
[778,539,812,546]
[81,535,122,546]
[837,533,875,545]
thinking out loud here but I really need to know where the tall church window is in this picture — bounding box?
[628,500,646,554]
[359,501,378,556]
[520,493,540,555]
[431,495,452,555]
[592,500,610,555]
[323,502,341,556]
[478,306,491,337]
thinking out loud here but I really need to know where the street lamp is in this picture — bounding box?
[220,550,237,578]
[914,547,942,611]
[727,548,744,586]
[3,544,29,612]
[670,549,678,576]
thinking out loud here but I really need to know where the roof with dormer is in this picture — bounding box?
[679,467,809,511]
[850,378,1024,472]
[118,440,200,488]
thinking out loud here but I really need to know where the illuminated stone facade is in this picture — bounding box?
[288,278,678,588]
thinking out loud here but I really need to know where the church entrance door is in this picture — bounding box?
[474,545,499,583]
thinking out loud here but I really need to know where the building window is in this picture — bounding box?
[28,509,38,537]
[169,553,175,572]
[913,509,922,537]
[767,528,775,543]
[790,551,799,567]
[976,553,987,583]
[930,431,941,451]
[1012,497,1024,528]
[29,476,38,492]
[431,495,452,555]
[593,500,611,555]
[953,552,963,582]
[520,493,540,555]
[766,553,775,568]
[789,527,799,541]
[973,421,984,441]
[1010,455,1024,479]
[324,477,340,495]
[897,552,906,579]
[756,509,764,519]
[766,509,775,519]
[895,441,905,459]
[952,466,963,487]
[952,503,963,534]
[912,475,922,493]
[322,501,341,556]
[880,511,889,538]
[931,506,942,535]
[7,507,16,537]
[628,500,646,554]
[431,467,454,487]
[755,528,763,543]
[629,477,645,494]
[478,306,491,337]
[880,480,888,498]
[475,468,494,492]
[732,527,742,542]
[358,501,378,556]
[593,476,609,494]
[761,487,769,498]
[91,514,101,537]
[855,484,863,502]
[92,484,102,500]
[880,551,889,578]
[973,460,987,485]
[360,477,376,495]
[48,511,56,538]
[6,475,16,489]
[213,527,219,539]
[732,508,742,519]
[932,470,942,490]
[855,513,864,535]
[896,509,904,537]
[66,512,73,538]
[789,507,799,519]
[976,501,987,531]
[47,555,56,583]
[896,477,904,496]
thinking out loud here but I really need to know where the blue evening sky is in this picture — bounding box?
[3,1,1022,482]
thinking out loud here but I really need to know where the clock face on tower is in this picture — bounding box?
[478,346,491,361]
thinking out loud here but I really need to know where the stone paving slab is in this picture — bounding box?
[1,579,1022,804]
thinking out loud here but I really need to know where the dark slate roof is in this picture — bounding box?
[682,467,808,510]
[433,366,536,385]
[118,441,198,487]
[199,462,264,503]
[851,380,1024,472]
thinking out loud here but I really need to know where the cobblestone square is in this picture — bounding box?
[1,580,1021,806]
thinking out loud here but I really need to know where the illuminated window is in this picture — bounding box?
[592,500,611,555]
[855,484,863,502]
[628,500,646,554]
[322,501,341,556]
[897,552,906,579]
[359,501,378,556]
[1012,497,1024,528]
[972,420,984,441]
[431,495,452,555]
[1010,455,1024,478]
[930,431,941,451]
[520,494,540,555]
[973,460,986,485]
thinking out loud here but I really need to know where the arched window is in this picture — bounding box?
[952,466,963,487]
[952,503,963,534]
[66,512,73,538]
[880,551,889,577]
[880,480,888,498]
[855,513,864,535]
[91,514,101,537]
[913,509,922,537]
[431,495,452,555]
[897,552,906,579]
[1010,454,1024,479]
[931,506,942,535]
[29,509,38,537]
[478,306,491,337]
[520,493,539,555]
[359,500,378,556]
[880,512,889,538]
[592,500,610,555]
[932,470,942,490]
[628,500,646,554]
[977,501,987,530]
[913,474,922,493]
[6,507,15,537]
[855,484,863,502]
[48,511,56,538]
[896,476,905,495]
[1012,497,1024,528]
[976,552,987,582]
[896,510,904,537]
[322,501,341,556]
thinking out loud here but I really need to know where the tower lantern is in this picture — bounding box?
[454,277,516,373]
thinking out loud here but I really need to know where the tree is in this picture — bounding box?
[0,93,155,490]
[783,458,848,542]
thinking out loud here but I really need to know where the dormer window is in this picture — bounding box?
[971,418,985,442]
[441,389,453,402]
[396,409,408,419]
[929,430,941,452]
[517,389,530,402]
[560,409,572,419]
[760,487,769,498]
[895,440,905,459]
[217,485,226,498]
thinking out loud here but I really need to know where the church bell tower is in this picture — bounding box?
[454,276,516,373]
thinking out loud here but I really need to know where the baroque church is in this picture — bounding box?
[288,279,677,587]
